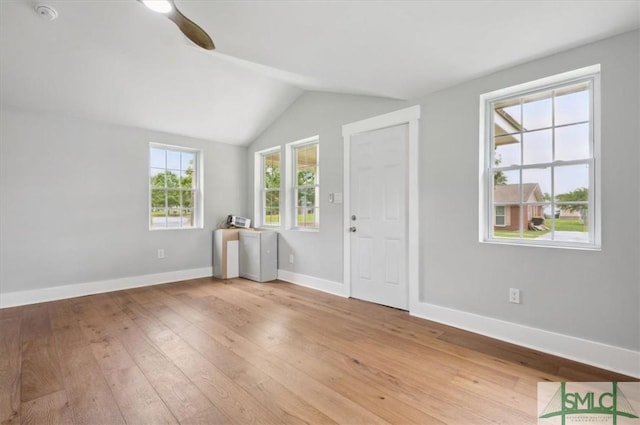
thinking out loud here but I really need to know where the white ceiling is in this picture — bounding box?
[1,0,638,146]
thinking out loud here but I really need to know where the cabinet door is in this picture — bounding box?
[239,233,260,281]
[226,240,239,278]
[259,232,278,281]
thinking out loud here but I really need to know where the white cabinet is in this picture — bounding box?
[213,229,240,279]
[239,230,277,282]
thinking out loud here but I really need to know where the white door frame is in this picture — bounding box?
[342,105,421,311]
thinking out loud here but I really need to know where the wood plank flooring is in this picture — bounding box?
[0,277,636,425]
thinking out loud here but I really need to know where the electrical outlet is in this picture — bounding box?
[509,288,521,304]
[289,254,294,264]
[157,248,165,259]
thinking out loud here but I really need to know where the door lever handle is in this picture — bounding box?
[349,226,357,233]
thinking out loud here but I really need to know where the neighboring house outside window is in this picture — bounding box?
[287,136,320,230]
[255,147,282,228]
[149,144,202,230]
[480,65,600,249]
[493,183,543,231]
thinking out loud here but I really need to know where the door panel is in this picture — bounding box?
[350,124,408,310]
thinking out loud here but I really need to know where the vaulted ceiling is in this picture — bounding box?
[1,0,638,146]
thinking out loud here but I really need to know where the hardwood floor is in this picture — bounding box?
[0,277,636,424]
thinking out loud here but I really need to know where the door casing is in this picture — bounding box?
[342,105,421,311]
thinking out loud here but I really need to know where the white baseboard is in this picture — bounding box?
[0,267,213,308]
[4,267,637,378]
[410,301,640,379]
[277,269,347,298]
[278,271,639,378]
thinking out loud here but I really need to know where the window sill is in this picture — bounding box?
[290,227,320,233]
[149,226,203,231]
[480,238,601,251]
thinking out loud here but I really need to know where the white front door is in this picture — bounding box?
[349,124,408,310]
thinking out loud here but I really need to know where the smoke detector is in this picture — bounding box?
[35,4,58,21]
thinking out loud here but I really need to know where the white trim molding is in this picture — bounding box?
[478,64,601,250]
[342,105,421,311]
[0,267,213,308]
[285,135,320,231]
[411,301,640,379]
[254,146,283,229]
[277,269,347,298]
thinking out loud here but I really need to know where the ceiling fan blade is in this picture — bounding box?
[166,0,215,50]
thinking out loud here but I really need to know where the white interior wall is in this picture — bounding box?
[247,93,406,287]
[418,30,639,351]
[0,29,637,376]
[247,30,640,373]
[0,108,247,302]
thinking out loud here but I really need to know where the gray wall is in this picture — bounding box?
[0,108,247,293]
[0,29,636,354]
[247,30,639,352]
[247,93,405,283]
[419,30,639,351]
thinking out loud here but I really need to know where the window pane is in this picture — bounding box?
[297,207,319,228]
[163,171,179,188]
[150,168,166,187]
[150,148,166,169]
[493,169,519,190]
[522,168,550,202]
[259,150,282,227]
[181,209,194,227]
[297,187,316,208]
[167,216,181,228]
[265,190,279,209]
[523,90,552,131]
[553,206,589,243]
[150,146,200,229]
[297,167,317,186]
[264,190,280,226]
[494,134,521,167]
[555,82,589,126]
[263,152,280,190]
[181,169,194,189]
[522,129,552,165]
[554,164,589,204]
[150,187,167,230]
[493,170,520,237]
[181,152,195,171]
[296,144,318,166]
[151,189,166,208]
[484,72,596,248]
[296,144,318,186]
[494,100,521,136]
[296,187,318,228]
[291,141,319,229]
[151,214,167,229]
[555,123,590,161]
[167,150,181,171]
[183,190,193,208]
[167,190,181,209]
[264,207,280,225]
[493,205,515,237]
[526,204,547,229]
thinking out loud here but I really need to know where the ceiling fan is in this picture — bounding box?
[140,0,215,50]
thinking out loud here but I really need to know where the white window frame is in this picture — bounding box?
[479,65,601,250]
[286,136,320,231]
[254,146,282,228]
[149,143,203,230]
